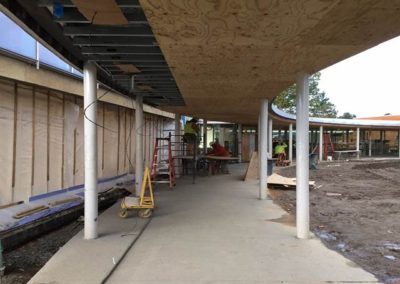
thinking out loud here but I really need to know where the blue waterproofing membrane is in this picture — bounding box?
[0,174,134,233]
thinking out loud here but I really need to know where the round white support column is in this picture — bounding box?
[398,129,400,158]
[289,123,293,164]
[268,118,273,155]
[135,95,144,196]
[83,61,98,240]
[319,125,323,161]
[296,72,310,239]
[258,115,261,178]
[356,128,360,159]
[238,124,242,163]
[259,99,269,200]
[369,131,372,157]
[203,119,208,154]
[174,114,181,177]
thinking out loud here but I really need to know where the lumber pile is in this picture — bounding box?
[268,173,315,190]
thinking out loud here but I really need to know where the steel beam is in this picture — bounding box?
[63,25,153,37]
[38,0,141,8]
[82,46,162,55]
[55,8,147,24]
[72,36,157,46]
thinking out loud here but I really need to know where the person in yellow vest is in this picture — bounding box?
[184,118,200,155]
[274,140,287,165]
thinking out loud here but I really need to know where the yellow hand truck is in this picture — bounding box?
[119,167,154,218]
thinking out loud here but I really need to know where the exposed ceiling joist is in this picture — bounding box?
[81,46,161,55]
[87,54,165,61]
[54,7,147,24]
[72,36,157,46]
[38,0,140,8]
[63,25,153,37]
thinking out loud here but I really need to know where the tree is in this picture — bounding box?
[274,72,338,118]
[339,112,356,119]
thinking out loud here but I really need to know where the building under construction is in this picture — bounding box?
[0,1,400,283]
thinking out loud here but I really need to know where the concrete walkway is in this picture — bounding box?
[106,165,378,284]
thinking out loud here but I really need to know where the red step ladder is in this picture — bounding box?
[323,133,335,160]
[151,137,176,189]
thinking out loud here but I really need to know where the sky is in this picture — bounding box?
[319,36,400,118]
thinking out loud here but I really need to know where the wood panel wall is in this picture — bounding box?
[0,78,170,205]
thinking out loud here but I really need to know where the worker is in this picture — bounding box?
[208,141,230,157]
[208,141,230,174]
[274,140,287,166]
[184,118,200,155]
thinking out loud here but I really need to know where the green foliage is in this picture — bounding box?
[274,72,338,118]
[339,112,356,119]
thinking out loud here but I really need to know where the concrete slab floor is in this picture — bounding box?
[28,202,151,284]
[106,164,379,284]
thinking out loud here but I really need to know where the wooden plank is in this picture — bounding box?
[32,90,49,196]
[0,80,16,205]
[244,151,258,182]
[268,173,315,189]
[13,85,34,202]
[71,0,128,25]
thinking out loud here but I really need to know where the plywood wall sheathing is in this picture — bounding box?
[0,80,16,204]
[0,78,173,205]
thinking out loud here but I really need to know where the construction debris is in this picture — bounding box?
[267,173,315,190]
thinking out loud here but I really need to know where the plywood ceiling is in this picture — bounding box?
[139,0,400,124]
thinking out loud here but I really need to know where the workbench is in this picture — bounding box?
[333,150,360,160]
[205,156,239,175]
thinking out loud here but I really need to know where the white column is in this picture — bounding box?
[238,124,242,163]
[258,115,261,178]
[135,95,144,196]
[398,129,400,158]
[319,125,323,161]
[203,119,208,154]
[356,128,360,159]
[289,123,293,164]
[296,72,310,239]
[174,114,181,177]
[259,99,269,200]
[83,62,98,240]
[369,131,372,157]
[268,118,273,156]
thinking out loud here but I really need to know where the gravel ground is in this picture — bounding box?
[270,159,400,284]
[0,219,83,284]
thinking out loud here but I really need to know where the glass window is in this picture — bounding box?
[71,67,83,77]
[39,43,70,72]
[0,13,36,59]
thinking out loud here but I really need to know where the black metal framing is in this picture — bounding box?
[0,0,184,106]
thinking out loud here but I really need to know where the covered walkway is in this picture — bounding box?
[31,164,377,283]
[107,165,376,283]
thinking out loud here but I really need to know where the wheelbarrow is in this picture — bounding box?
[119,167,154,218]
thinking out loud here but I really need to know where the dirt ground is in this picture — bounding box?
[270,159,400,284]
[0,219,83,284]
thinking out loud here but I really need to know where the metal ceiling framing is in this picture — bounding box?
[0,0,184,107]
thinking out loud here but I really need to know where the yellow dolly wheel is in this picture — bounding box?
[119,208,129,218]
[138,208,153,218]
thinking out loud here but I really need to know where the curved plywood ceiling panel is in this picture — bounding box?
[140,0,400,124]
